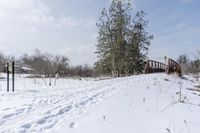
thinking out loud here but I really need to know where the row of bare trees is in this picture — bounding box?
[177,51,200,74]
[0,49,94,78]
[0,53,15,72]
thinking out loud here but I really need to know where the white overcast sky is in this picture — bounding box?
[0,0,199,65]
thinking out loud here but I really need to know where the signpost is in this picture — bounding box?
[6,62,15,92]
[7,63,9,92]
[12,62,15,92]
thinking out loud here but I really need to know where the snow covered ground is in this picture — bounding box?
[0,73,200,133]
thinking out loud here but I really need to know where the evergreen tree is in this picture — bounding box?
[126,11,153,74]
[96,0,153,76]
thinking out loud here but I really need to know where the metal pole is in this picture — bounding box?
[7,63,9,92]
[12,62,15,92]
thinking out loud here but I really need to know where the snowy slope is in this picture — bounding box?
[0,74,200,133]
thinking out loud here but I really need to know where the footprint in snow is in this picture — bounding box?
[2,114,14,119]
[21,123,31,129]
[37,119,46,124]
[69,122,77,128]
[2,108,10,111]
[103,115,106,122]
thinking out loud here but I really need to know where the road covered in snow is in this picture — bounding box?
[0,74,200,133]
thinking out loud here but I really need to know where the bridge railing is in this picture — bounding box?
[144,60,167,74]
[144,58,182,77]
[166,58,182,76]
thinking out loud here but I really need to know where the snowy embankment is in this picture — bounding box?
[0,74,200,133]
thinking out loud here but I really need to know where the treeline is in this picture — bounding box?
[0,49,94,77]
[1,0,153,78]
[0,54,15,72]
[177,52,200,74]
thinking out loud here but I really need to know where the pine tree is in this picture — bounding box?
[126,11,153,74]
[95,0,153,76]
[111,0,132,76]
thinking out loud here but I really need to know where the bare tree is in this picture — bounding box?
[177,54,191,74]
[0,53,6,72]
